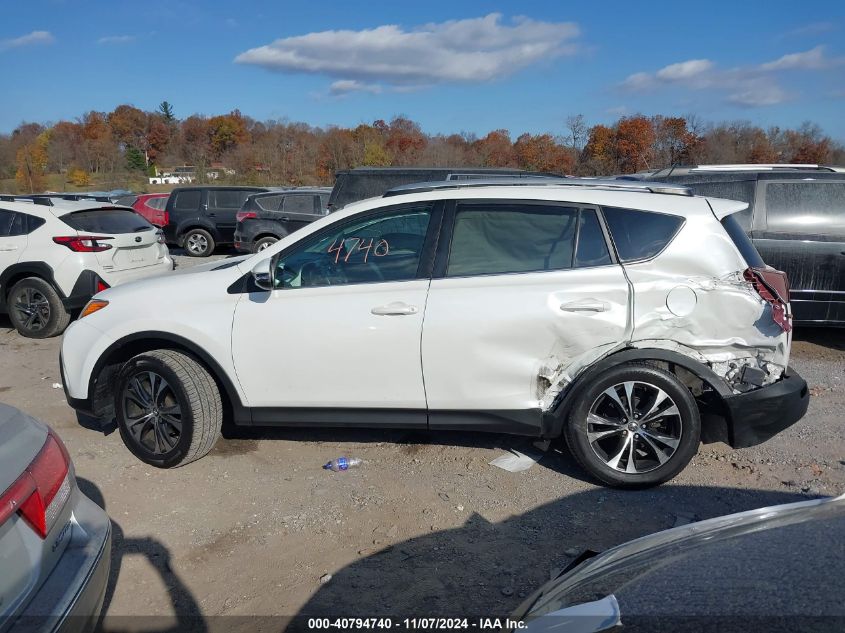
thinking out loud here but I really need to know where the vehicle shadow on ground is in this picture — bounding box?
[217,425,594,484]
[76,478,208,633]
[288,485,814,632]
[793,327,845,351]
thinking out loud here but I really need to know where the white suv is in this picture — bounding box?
[0,199,173,338]
[59,179,809,487]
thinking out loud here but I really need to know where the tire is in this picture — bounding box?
[252,236,278,253]
[115,350,222,468]
[7,277,71,338]
[182,228,215,257]
[563,363,701,488]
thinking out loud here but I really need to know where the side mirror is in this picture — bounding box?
[251,258,274,291]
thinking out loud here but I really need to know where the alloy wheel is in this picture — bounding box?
[186,233,208,254]
[586,380,682,474]
[122,371,183,455]
[13,287,51,332]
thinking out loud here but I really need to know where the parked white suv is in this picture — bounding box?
[59,179,809,487]
[0,199,173,338]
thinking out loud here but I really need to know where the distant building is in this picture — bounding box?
[148,165,234,185]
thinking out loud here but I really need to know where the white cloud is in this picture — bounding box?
[759,45,840,70]
[98,35,135,44]
[655,59,714,81]
[728,83,789,107]
[0,30,54,51]
[619,46,844,107]
[235,13,580,90]
[785,22,837,38]
[329,79,383,95]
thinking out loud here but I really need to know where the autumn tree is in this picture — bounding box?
[208,110,250,158]
[583,125,617,175]
[15,131,49,192]
[615,116,655,173]
[514,133,574,174]
[474,129,516,167]
[385,116,426,165]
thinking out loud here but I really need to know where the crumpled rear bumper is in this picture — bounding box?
[722,367,809,448]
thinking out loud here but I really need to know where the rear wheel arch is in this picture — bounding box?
[87,332,248,424]
[177,221,219,242]
[547,346,731,438]
[0,262,63,305]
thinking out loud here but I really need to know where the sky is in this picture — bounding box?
[1,0,844,139]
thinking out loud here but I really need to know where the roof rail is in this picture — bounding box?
[383,177,692,198]
[691,163,832,172]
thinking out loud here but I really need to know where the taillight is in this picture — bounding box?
[0,431,71,539]
[96,278,110,293]
[53,235,113,252]
[162,211,169,226]
[236,211,257,222]
[745,267,792,333]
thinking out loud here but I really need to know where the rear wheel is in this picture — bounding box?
[8,277,71,338]
[253,236,278,253]
[183,229,215,257]
[115,350,222,468]
[563,363,700,488]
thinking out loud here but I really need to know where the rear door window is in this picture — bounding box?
[764,182,845,234]
[173,190,201,212]
[282,195,317,214]
[446,203,578,277]
[147,197,167,211]
[61,209,153,234]
[602,207,684,262]
[208,189,249,210]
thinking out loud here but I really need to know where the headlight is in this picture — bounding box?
[80,299,109,318]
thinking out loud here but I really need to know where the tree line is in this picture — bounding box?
[2,101,843,193]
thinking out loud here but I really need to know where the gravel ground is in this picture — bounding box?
[1,249,843,630]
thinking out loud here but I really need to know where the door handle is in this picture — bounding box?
[0,245,18,251]
[371,302,419,316]
[561,299,610,313]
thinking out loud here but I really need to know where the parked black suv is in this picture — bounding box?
[233,187,332,253]
[643,164,845,325]
[162,186,274,256]
[327,167,556,212]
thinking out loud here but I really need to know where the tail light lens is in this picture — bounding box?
[53,235,113,252]
[96,278,110,293]
[745,267,792,333]
[236,211,257,222]
[0,431,72,539]
[162,211,169,226]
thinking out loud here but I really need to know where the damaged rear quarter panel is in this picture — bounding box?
[624,205,790,389]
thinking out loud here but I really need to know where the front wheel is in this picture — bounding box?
[115,350,222,467]
[563,363,700,488]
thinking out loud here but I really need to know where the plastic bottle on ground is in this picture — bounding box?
[323,457,362,472]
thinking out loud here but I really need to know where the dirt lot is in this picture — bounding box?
[2,251,844,630]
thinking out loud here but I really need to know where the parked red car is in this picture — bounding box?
[115,193,170,227]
